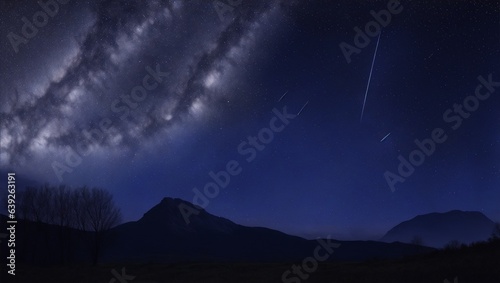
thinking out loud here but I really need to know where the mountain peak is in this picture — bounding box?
[137,197,237,235]
[140,197,204,223]
[381,210,495,248]
[102,197,437,263]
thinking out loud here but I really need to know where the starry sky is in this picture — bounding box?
[1,0,499,240]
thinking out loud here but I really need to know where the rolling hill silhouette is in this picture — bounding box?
[381,210,496,248]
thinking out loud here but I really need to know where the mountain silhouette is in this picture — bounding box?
[0,197,437,266]
[101,197,319,262]
[100,197,433,263]
[380,210,496,248]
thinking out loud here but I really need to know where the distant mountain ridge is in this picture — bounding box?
[381,210,496,248]
[0,197,439,265]
[4,196,493,265]
[100,197,434,263]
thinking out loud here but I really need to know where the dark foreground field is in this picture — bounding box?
[3,240,500,283]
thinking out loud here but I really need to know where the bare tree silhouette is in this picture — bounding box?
[18,187,35,221]
[71,186,90,231]
[36,184,54,223]
[52,185,73,264]
[16,185,122,265]
[81,187,122,265]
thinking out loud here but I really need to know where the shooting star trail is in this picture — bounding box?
[279,91,288,102]
[380,132,391,142]
[297,101,309,116]
[360,32,381,122]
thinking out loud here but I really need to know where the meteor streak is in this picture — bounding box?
[360,32,381,122]
[279,91,288,102]
[297,101,309,116]
[380,132,391,142]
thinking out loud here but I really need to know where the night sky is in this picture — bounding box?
[1,0,499,240]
